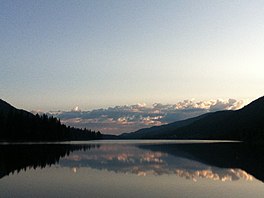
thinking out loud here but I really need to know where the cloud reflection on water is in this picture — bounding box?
[60,144,253,182]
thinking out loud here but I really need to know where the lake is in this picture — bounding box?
[0,140,264,198]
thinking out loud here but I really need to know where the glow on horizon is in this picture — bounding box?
[1,0,264,111]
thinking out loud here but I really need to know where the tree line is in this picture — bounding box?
[0,109,102,141]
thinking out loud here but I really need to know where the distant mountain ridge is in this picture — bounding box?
[120,96,264,143]
[120,113,210,139]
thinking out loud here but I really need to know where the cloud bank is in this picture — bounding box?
[45,99,246,135]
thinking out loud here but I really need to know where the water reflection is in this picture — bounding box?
[60,144,253,182]
[0,142,264,183]
[0,144,96,179]
[139,143,264,182]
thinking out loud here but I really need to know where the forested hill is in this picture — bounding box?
[0,99,102,142]
[120,96,264,143]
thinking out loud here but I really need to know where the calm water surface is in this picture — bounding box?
[0,140,264,198]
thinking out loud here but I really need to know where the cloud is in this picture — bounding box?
[71,106,81,112]
[45,98,247,135]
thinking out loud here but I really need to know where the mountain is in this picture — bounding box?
[0,99,15,113]
[0,99,102,141]
[0,99,31,116]
[119,113,209,139]
[120,96,264,143]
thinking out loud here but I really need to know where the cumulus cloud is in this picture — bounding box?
[45,98,247,135]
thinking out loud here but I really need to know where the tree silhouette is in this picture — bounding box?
[0,108,102,142]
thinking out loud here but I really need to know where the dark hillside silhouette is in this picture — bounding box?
[121,96,264,143]
[0,99,101,141]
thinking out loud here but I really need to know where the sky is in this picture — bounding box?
[1,0,264,113]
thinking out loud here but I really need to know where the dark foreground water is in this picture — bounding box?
[0,140,264,198]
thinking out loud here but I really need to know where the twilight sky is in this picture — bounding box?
[1,0,264,112]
